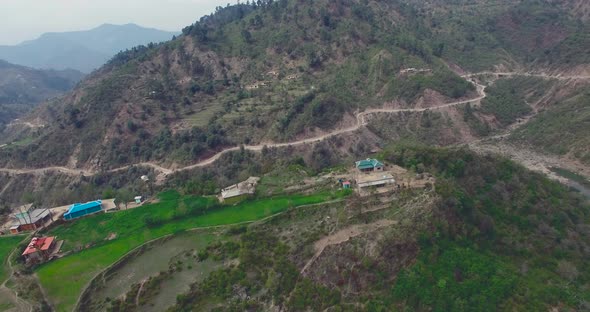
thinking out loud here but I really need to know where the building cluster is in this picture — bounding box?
[353,158,396,191]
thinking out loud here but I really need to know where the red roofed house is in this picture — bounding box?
[22,236,56,264]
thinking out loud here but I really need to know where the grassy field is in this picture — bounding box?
[37,190,347,312]
[0,235,25,284]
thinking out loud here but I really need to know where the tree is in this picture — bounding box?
[115,189,134,210]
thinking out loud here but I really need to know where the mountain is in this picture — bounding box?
[0,23,178,73]
[2,0,589,172]
[0,60,84,130]
[0,2,590,311]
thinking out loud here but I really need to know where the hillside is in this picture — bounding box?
[0,0,478,170]
[0,0,589,195]
[0,24,178,73]
[158,146,590,311]
[0,60,84,131]
[4,146,586,311]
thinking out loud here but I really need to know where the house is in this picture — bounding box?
[342,181,352,189]
[355,158,384,172]
[10,208,52,234]
[22,236,57,264]
[356,172,395,189]
[220,177,260,203]
[134,196,142,204]
[63,200,103,220]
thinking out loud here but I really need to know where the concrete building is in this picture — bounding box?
[356,172,395,190]
[22,236,57,264]
[220,177,260,203]
[355,158,384,172]
[10,208,52,234]
[63,200,103,220]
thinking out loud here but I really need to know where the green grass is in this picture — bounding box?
[0,236,26,283]
[37,190,347,312]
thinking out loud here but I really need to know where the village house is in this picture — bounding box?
[21,236,58,264]
[9,208,52,234]
[355,158,384,172]
[220,177,260,203]
[356,172,396,190]
[63,200,103,220]
[354,158,395,191]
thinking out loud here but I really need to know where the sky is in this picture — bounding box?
[0,0,229,45]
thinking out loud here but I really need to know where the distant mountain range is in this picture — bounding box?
[0,23,178,73]
[0,60,84,129]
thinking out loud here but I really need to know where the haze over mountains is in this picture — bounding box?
[0,60,84,130]
[0,23,179,73]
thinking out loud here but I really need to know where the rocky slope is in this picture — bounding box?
[1,0,589,172]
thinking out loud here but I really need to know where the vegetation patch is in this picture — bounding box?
[511,91,590,164]
[0,235,25,283]
[36,190,345,311]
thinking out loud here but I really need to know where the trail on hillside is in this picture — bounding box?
[300,219,396,275]
[1,245,33,312]
[0,72,588,181]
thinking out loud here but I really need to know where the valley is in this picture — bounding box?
[1,0,590,311]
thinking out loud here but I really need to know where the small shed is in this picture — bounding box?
[342,181,351,189]
[64,200,103,220]
[134,196,142,204]
[9,225,20,235]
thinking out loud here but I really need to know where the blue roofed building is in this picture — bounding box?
[63,200,103,220]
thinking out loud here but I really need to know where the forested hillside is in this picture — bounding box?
[159,146,590,311]
[0,60,83,131]
[1,0,589,170]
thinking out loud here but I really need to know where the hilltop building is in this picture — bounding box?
[22,236,59,264]
[354,158,395,192]
[63,200,103,220]
[9,208,52,234]
[356,172,395,189]
[355,158,384,172]
[220,177,260,203]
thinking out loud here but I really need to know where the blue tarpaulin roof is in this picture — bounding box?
[67,200,102,214]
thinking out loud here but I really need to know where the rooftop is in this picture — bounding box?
[356,172,395,184]
[221,177,260,199]
[22,236,55,256]
[66,200,102,214]
[355,158,384,169]
[13,209,50,224]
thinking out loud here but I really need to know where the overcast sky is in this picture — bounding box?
[1,0,229,45]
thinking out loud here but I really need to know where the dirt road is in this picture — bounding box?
[0,71,588,181]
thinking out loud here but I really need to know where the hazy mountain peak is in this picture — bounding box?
[0,24,179,73]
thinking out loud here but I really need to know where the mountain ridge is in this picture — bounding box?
[0,23,179,72]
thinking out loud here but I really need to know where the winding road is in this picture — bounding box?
[0,71,588,181]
